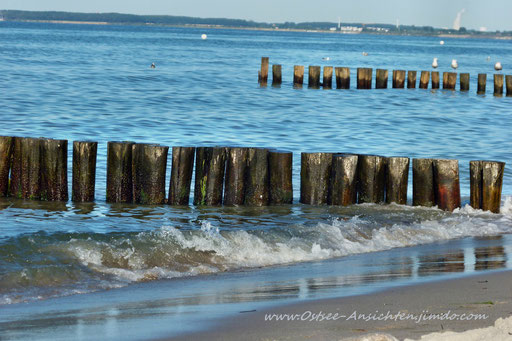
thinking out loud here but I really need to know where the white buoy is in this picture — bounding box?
[495,62,503,71]
[201,34,207,40]
[451,59,458,69]
[440,40,445,45]
[432,58,438,68]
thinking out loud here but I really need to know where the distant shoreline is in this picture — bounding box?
[5,19,512,40]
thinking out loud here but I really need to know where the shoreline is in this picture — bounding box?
[3,19,512,40]
[168,269,512,340]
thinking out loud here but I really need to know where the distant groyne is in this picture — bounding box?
[258,57,512,96]
[0,136,506,213]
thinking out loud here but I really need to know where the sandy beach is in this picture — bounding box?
[170,270,512,340]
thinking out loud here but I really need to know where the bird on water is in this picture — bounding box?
[451,59,458,69]
[150,63,156,69]
[432,58,438,68]
[362,52,368,56]
[495,62,503,71]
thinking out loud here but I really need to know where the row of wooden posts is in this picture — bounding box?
[258,57,512,95]
[0,136,506,213]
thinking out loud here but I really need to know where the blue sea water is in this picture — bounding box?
[1,21,512,340]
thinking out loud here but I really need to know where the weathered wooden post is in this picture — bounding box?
[357,68,372,89]
[506,75,512,97]
[431,71,440,89]
[300,152,332,205]
[419,71,430,89]
[335,67,350,89]
[223,147,248,206]
[194,147,226,206]
[433,159,460,211]
[494,74,504,96]
[0,136,14,197]
[132,143,168,205]
[357,155,386,204]
[272,65,282,86]
[168,146,195,205]
[470,160,505,213]
[294,65,305,87]
[329,154,358,206]
[72,141,97,202]
[323,66,333,89]
[477,74,487,94]
[375,69,388,89]
[460,73,470,91]
[407,71,417,89]
[412,158,434,207]
[106,141,134,203]
[308,66,321,88]
[245,148,269,206]
[412,158,435,207]
[386,157,410,205]
[41,138,68,201]
[269,150,293,205]
[392,70,406,88]
[443,72,457,90]
[259,57,269,85]
[10,137,42,200]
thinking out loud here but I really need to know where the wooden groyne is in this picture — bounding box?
[259,58,510,96]
[0,136,507,213]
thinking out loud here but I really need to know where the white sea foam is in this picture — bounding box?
[59,199,512,284]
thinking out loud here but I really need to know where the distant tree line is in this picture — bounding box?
[1,10,510,36]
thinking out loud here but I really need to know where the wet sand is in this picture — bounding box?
[170,270,512,340]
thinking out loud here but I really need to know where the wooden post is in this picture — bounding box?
[357,155,386,204]
[375,69,388,89]
[223,147,248,206]
[392,70,406,88]
[433,159,460,211]
[477,74,487,94]
[470,160,505,213]
[386,157,410,205]
[194,147,226,206]
[412,158,435,207]
[293,65,304,87]
[10,137,42,200]
[72,141,97,202]
[300,152,332,205]
[269,150,293,205]
[272,65,282,86]
[0,136,14,197]
[168,146,195,206]
[335,67,350,89]
[329,154,358,206]
[245,148,269,206]
[132,143,168,205]
[308,66,321,88]
[431,71,440,89]
[259,57,269,85]
[407,71,417,89]
[460,73,470,91]
[494,74,504,96]
[357,68,372,89]
[106,141,134,203]
[443,72,457,90]
[41,138,68,201]
[323,66,333,89]
[506,75,512,97]
[419,71,430,89]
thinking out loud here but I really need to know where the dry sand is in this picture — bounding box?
[169,270,512,340]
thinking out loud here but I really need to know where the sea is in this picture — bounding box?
[1,21,512,340]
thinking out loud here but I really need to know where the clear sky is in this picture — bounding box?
[3,0,512,31]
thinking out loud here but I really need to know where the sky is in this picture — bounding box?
[3,0,512,31]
